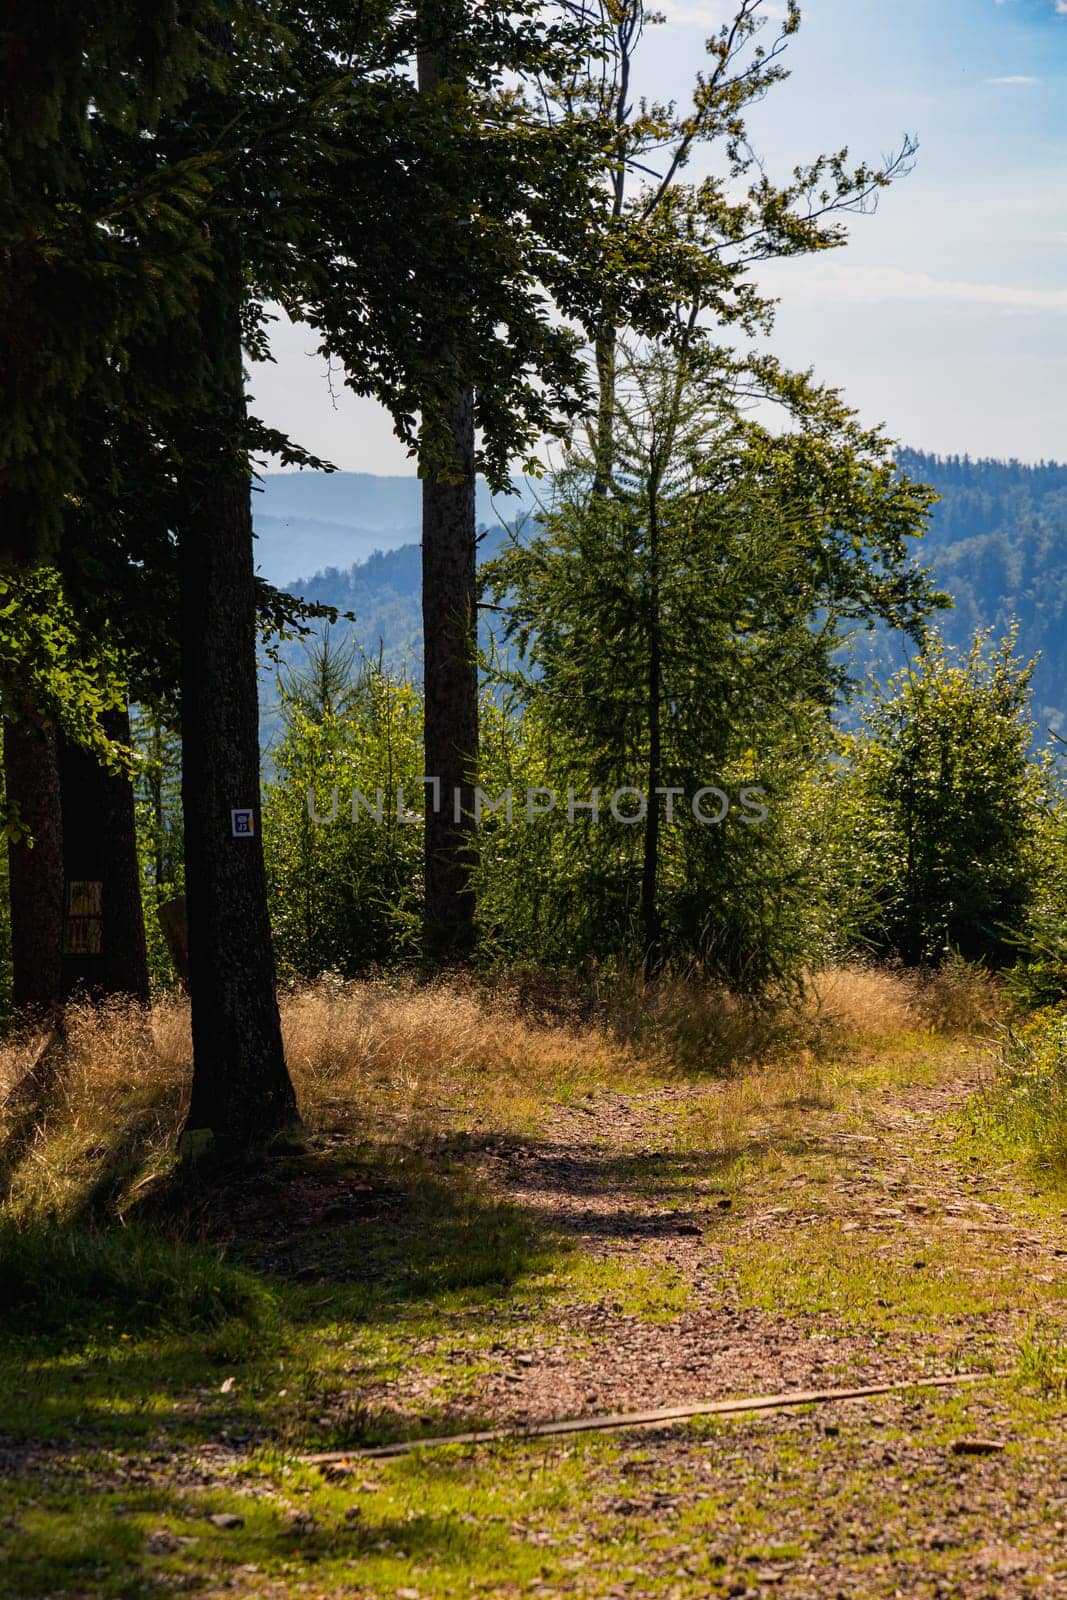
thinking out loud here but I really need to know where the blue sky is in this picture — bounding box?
[251,0,1067,471]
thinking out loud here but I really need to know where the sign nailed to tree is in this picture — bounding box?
[231,809,255,837]
[63,880,103,954]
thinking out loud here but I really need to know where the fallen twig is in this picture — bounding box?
[301,1369,1003,1464]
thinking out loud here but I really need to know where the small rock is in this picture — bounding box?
[208,1512,245,1529]
[145,1530,181,1554]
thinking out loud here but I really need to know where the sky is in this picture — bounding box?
[249,0,1067,473]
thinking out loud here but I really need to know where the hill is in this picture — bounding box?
[871,451,1067,738]
[252,470,534,588]
[262,453,1067,741]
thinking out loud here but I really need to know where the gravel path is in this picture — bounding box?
[355,1068,1065,1431]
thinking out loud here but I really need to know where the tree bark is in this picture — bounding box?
[420,391,479,961]
[592,318,618,499]
[177,242,297,1152]
[58,706,150,1004]
[3,715,64,1017]
[641,486,662,978]
[418,13,479,962]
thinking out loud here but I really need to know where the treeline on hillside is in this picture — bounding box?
[873,452,1067,737]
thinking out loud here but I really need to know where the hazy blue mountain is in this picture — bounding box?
[253,470,535,588]
[859,451,1067,740]
[253,514,420,587]
[261,453,1067,745]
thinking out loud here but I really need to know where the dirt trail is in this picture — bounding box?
[368,1060,1066,1428]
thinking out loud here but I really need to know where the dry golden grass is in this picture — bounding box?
[675,1049,836,1170]
[806,959,1006,1046]
[0,961,1004,1222]
[280,973,638,1136]
[0,977,642,1220]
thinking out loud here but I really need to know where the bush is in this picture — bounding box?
[821,630,1048,967]
[263,632,423,976]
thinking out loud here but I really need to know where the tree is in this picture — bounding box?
[174,202,297,1150]
[416,5,479,960]
[58,707,150,1004]
[839,631,1045,967]
[3,717,63,1017]
[0,567,129,1016]
[3,3,345,1142]
[0,1,220,560]
[486,343,941,983]
[559,1,916,488]
[288,1,624,959]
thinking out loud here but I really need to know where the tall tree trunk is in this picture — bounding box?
[591,6,634,498]
[58,706,150,1004]
[3,715,63,1017]
[418,14,479,962]
[641,489,662,978]
[178,240,297,1152]
[420,394,479,962]
[592,318,618,499]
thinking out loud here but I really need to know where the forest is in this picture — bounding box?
[1,3,1065,1598]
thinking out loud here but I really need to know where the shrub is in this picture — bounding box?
[822,630,1049,968]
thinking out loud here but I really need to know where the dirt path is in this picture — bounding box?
[3,1038,1065,1600]
[293,1052,1065,1598]
[357,1059,1065,1432]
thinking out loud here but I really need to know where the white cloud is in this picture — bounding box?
[987,74,1041,83]
[764,262,1067,314]
[657,1,789,28]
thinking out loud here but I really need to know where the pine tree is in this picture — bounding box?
[486,344,942,983]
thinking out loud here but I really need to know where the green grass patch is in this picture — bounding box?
[964,1011,1067,1190]
[724,1223,1053,1332]
[1016,1323,1067,1399]
[0,1218,273,1341]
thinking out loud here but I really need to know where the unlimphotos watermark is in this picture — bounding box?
[305,781,768,827]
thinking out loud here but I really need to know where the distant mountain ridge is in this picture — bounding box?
[253,469,535,587]
[260,451,1067,741]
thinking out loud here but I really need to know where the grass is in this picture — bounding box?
[1,962,1065,1597]
[0,1218,271,1338]
[965,1008,1067,1187]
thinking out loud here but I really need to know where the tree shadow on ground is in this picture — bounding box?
[0,1089,849,1461]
